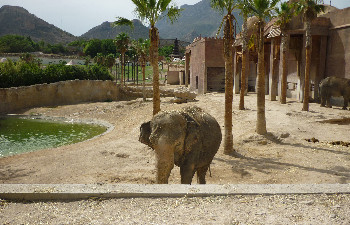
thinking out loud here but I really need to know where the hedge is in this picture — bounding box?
[0,60,113,88]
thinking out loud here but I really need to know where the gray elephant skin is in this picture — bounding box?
[319,76,350,110]
[139,106,222,184]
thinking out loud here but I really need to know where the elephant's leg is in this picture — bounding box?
[155,141,174,184]
[196,164,210,184]
[320,96,326,107]
[343,96,349,110]
[326,96,332,108]
[180,162,196,184]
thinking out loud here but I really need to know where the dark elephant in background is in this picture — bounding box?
[319,76,350,110]
[139,106,222,184]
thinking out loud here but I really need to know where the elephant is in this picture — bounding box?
[319,76,350,110]
[139,106,222,184]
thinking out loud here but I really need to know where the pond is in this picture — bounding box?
[0,117,108,157]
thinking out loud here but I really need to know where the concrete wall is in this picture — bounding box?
[167,71,180,85]
[322,7,350,79]
[0,80,120,114]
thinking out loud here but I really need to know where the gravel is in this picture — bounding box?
[1,194,350,224]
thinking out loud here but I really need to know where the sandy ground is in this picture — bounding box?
[1,92,349,185]
[1,91,350,223]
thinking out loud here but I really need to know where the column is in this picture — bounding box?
[269,38,277,101]
[234,51,240,94]
[185,52,190,87]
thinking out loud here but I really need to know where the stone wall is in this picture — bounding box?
[0,80,120,114]
[322,7,350,79]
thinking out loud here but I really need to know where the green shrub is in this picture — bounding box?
[0,60,113,88]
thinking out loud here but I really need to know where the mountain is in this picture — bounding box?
[0,5,76,44]
[81,19,149,40]
[156,0,243,42]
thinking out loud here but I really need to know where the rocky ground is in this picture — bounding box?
[1,91,350,223]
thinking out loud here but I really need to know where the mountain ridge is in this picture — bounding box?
[0,5,76,44]
[0,1,243,44]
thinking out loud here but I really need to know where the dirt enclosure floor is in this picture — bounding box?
[1,92,350,185]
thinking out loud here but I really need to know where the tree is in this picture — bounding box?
[211,0,238,155]
[83,39,102,58]
[295,0,324,111]
[115,0,182,115]
[237,0,250,110]
[247,0,279,135]
[275,1,295,104]
[158,45,174,58]
[133,38,150,101]
[114,32,131,86]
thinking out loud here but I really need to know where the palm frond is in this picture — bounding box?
[113,17,134,29]
[166,5,183,24]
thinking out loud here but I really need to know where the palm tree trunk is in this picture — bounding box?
[280,32,289,104]
[223,15,234,155]
[302,20,312,111]
[142,60,146,101]
[150,26,160,115]
[256,21,267,135]
[239,16,248,110]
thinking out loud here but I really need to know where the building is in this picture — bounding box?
[185,3,350,104]
[185,37,225,94]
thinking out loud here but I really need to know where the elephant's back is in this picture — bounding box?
[184,106,222,152]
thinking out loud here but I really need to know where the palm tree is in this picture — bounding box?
[133,38,150,101]
[295,0,324,111]
[237,0,250,110]
[211,0,238,155]
[116,1,182,115]
[275,1,294,104]
[246,0,279,135]
[114,32,131,86]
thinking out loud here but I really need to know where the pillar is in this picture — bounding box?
[297,34,306,102]
[185,52,190,87]
[234,51,240,94]
[269,38,278,101]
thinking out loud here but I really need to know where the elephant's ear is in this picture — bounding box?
[184,120,200,154]
[139,121,152,148]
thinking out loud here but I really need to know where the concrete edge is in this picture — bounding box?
[1,184,350,201]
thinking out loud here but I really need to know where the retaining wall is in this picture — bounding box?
[0,80,120,114]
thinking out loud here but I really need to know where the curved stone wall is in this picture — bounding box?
[0,80,120,114]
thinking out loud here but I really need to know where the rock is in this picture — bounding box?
[171,87,196,104]
[280,133,290,139]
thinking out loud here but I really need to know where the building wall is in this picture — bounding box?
[0,80,120,114]
[188,39,206,94]
[187,38,225,94]
[322,7,350,79]
[167,71,180,85]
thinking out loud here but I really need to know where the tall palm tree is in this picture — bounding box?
[133,38,150,101]
[275,1,294,104]
[116,1,182,115]
[114,32,131,86]
[237,0,250,110]
[247,0,279,135]
[211,0,238,155]
[295,0,324,111]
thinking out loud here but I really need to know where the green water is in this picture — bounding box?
[0,117,107,157]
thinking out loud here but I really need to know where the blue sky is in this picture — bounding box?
[0,0,349,36]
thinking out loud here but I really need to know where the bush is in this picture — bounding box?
[0,60,113,88]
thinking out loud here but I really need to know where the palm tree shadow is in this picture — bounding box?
[215,132,350,182]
